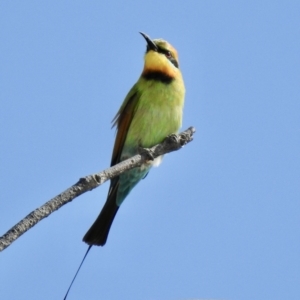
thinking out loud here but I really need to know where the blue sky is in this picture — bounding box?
[1,1,299,300]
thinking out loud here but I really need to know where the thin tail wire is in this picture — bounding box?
[63,245,93,300]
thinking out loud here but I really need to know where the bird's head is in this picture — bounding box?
[140,32,181,79]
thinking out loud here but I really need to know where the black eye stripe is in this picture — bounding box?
[157,48,171,56]
[158,48,179,68]
[170,58,179,68]
[145,45,179,68]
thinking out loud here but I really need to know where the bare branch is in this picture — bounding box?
[0,127,195,251]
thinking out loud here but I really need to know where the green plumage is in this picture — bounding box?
[123,78,184,150]
[83,33,185,246]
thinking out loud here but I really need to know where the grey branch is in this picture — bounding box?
[0,127,195,252]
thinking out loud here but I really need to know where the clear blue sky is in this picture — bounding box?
[1,1,299,300]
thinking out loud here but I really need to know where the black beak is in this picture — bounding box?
[139,32,158,51]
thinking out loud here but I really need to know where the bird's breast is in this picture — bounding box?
[123,78,185,154]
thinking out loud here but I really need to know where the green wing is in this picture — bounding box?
[111,83,141,166]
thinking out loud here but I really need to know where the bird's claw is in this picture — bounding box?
[138,147,155,161]
[166,133,180,143]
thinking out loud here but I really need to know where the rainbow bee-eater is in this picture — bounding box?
[83,32,185,246]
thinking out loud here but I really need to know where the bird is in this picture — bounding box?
[83,32,185,246]
[63,33,185,299]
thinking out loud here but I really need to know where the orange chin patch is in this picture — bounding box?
[142,51,177,78]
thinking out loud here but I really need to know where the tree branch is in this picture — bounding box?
[0,127,195,252]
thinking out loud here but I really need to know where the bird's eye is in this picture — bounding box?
[165,51,172,58]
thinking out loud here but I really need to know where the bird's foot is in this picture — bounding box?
[138,147,155,161]
[166,133,180,144]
